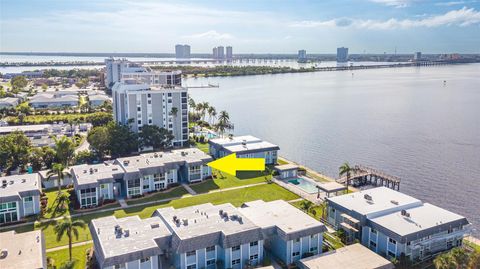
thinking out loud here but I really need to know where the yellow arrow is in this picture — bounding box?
[207,153,265,176]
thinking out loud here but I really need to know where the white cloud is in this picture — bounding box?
[435,1,477,6]
[183,30,234,40]
[289,7,480,30]
[369,0,413,8]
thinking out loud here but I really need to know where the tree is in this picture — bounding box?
[87,126,110,158]
[53,136,75,166]
[74,150,95,165]
[54,217,86,261]
[107,122,138,158]
[47,163,71,193]
[188,97,196,113]
[59,260,76,269]
[201,102,209,121]
[300,200,314,213]
[215,110,233,137]
[339,162,353,191]
[15,102,31,115]
[138,125,174,150]
[0,131,32,172]
[11,76,28,90]
[207,106,216,125]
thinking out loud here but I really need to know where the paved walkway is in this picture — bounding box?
[118,199,128,208]
[182,183,197,195]
[46,240,93,253]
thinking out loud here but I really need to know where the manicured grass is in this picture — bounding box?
[195,141,209,153]
[8,183,299,249]
[43,189,71,219]
[290,200,326,221]
[47,243,92,269]
[190,170,269,193]
[126,186,189,205]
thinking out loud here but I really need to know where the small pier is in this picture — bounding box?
[337,165,401,191]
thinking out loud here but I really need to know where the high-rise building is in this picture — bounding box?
[217,46,225,59]
[226,46,233,60]
[175,44,191,59]
[212,47,218,59]
[112,82,189,147]
[104,58,146,88]
[336,47,349,62]
[414,52,422,61]
[298,49,307,63]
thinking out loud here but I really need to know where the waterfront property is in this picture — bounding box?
[274,164,298,179]
[0,230,47,269]
[71,148,212,207]
[239,200,327,264]
[0,173,42,224]
[112,81,189,146]
[326,187,470,261]
[29,93,79,108]
[89,200,325,269]
[208,135,279,165]
[299,243,394,269]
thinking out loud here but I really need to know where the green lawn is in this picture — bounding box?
[7,183,299,249]
[195,141,209,153]
[126,186,189,205]
[277,158,289,165]
[43,189,71,219]
[290,200,326,221]
[190,170,269,193]
[47,243,92,269]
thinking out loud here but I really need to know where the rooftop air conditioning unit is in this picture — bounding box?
[0,249,8,259]
[364,194,372,201]
[390,200,399,205]
[21,178,26,183]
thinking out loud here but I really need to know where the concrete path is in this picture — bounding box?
[206,182,267,194]
[46,240,93,253]
[182,183,197,195]
[118,199,128,208]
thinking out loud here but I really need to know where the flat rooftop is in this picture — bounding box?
[210,135,279,153]
[0,173,42,199]
[155,203,259,240]
[370,203,468,237]
[239,200,326,235]
[0,124,51,134]
[71,162,123,186]
[317,182,347,193]
[90,215,171,259]
[0,230,46,269]
[299,243,394,269]
[116,148,212,173]
[327,187,422,217]
[274,164,299,171]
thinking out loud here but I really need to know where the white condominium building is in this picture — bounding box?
[112,82,188,146]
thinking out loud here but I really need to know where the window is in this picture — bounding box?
[114,264,125,269]
[168,93,172,97]
[206,259,216,266]
[232,245,240,251]
[186,250,196,257]
[137,107,141,111]
[24,196,33,202]
[407,241,411,246]
[294,238,300,243]
[127,178,141,196]
[187,265,196,269]
[206,246,215,252]
[310,246,318,252]
[137,120,142,125]
[148,100,152,104]
[0,202,18,224]
[292,251,300,257]
[371,228,377,234]
[310,234,317,239]
[250,241,258,247]
[140,257,150,263]
[232,259,240,265]
[147,94,151,98]
[369,241,377,248]
[250,254,258,260]
[100,184,108,190]
[388,250,396,257]
[389,238,397,245]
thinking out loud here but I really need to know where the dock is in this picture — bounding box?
[337,165,401,191]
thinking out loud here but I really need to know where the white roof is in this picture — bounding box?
[0,124,51,134]
[0,173,41,198]
[370,203,467,236]
[327,187,422,217]
[300,243,394,269]
[239,200,325,234]
[71,162,123,185]
[91,215,171,259]
[155,203,259,239]
[210,135,279,153]
[0,230,46,269]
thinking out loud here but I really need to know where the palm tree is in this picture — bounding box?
[53,136,75,166]
[339,162,353,192]
[54,192,70,213]
[218,110,230,124]
[195,102,204,121]
[300,200,313,213]
[188,97,196,113]
[201,102,209,121]
[54,217,86,261]
[170,107,178,120]
[207,106,216,125]
[47,163,71,193]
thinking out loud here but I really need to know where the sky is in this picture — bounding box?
[1,0,480,54]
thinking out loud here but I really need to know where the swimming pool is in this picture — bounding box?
[288,177,319,194]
